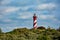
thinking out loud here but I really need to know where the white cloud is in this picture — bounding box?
[38,15,55,19]
[1,26,28,32]
[53,18,60,23]
[38,14,60,23]
[37,3,56,10]
[0,15,3,19]
[1,0,12,5]
[0,3,56,14]
[17,12,33,19]
[2,19,12,22]
[0,7,20,14]
[3,7,20,13]
[0,6,32,14]
[19,3,56,11]
[20,16,30,19]
[20,6,31,11]
[16,3,56,11]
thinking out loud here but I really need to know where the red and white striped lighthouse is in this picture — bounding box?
[33,13,37,29]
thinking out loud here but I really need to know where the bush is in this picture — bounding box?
[0,27,60,40]
[37,26,46,29]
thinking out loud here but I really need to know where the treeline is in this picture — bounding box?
[0,26,60,40]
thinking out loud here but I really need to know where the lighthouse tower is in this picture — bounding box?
[33,13,37,29]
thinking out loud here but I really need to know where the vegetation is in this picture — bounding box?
[0,28,2,34]
[0,27,60,40]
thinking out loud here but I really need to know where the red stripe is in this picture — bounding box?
[33,16,37,20]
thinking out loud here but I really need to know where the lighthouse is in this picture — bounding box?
[33,13,37,29]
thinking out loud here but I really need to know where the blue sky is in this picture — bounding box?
[0,0,60,32]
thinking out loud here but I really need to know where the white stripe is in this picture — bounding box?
[34,20,37,23]
[34,23,37,27]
